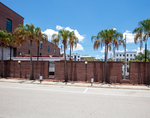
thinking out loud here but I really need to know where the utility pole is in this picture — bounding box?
[124,34,126,80]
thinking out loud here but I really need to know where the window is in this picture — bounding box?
[123,54,125,56]
[134,54,136,57]
[130,58,132,60]
[71,56,73,58]
[74,55,76,61]
[117,54,118,57]
[54,49,56,54]
[120,54,122,57]
[130,54,132,56]
[78,59,79,61]
[78,56,80,58]
[29,41,31,45]
[28,50,30,54]
[6,19,12,31]
[48,46,50,52]
[40,43,42,49]
[127,54,129,57]
[40,53,42,56]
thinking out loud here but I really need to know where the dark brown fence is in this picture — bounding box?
[1,60,49,79]
[55,61,122,83]
[129,62,150,84]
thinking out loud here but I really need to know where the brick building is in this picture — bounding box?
[0,2,60,60]
[17,39,60,57]
[0,2,24,60]
[0,2,24,33]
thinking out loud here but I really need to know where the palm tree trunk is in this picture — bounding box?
[30,42,34,80]
[0,46,3,78]
[64,45,68,82]
[114,48,115,61]
[104,44,108,83]
[145,41,147,62]
[70,45,72,81]
[37,45,39,61]
[10,46,12,60]
[70,45,71,61]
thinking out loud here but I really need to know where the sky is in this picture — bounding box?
[1,0,150,59]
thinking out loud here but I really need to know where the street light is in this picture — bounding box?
[18,60,21,78]
[85,61,88,68]
[85,61,88,81]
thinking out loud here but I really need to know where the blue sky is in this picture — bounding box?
[1,0,150,59]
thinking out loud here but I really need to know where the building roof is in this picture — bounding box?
[116,51,137,54]
[10,55,66,59]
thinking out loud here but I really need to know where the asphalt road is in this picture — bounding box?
[0,82,150,118]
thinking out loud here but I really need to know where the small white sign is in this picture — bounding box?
[91,78,94,83]
[40,76,43,80]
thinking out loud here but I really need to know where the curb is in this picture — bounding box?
[0,79,150,91]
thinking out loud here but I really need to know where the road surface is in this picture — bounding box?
[0,82,150,118]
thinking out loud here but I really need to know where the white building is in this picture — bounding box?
[114,51,137,61]
[65,53,92,61]
[66,53,81,61]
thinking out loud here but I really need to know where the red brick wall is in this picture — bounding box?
[2,60,49,79]
[0,2,24,33]
[16,39,60,57]
[129,62,150,84]
[55,61,122,83]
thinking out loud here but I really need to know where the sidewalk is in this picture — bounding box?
[0,78,150,90]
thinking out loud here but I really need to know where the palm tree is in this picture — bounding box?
[68,31,78,60]
[0,30,12,77]
[8,34,16,60]
[91,29,123,83]
[133,18,150,62]
[35,28,48,60]
[13,24,47,80]
[52,29,72,82]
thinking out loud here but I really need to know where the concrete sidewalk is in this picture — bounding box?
[0,78,150,90]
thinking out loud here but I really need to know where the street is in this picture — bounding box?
[0,82,150,118]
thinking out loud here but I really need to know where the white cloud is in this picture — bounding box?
[65,27,85,42]
[42,29,58,41]
[42,25,85,42]
[132,47,144,54]
[113,28,116,30]
[95,55,105,59]
[123,30,135,43]
[68,43,84,51]
[100,46,113,54]
[56,25,64,30]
